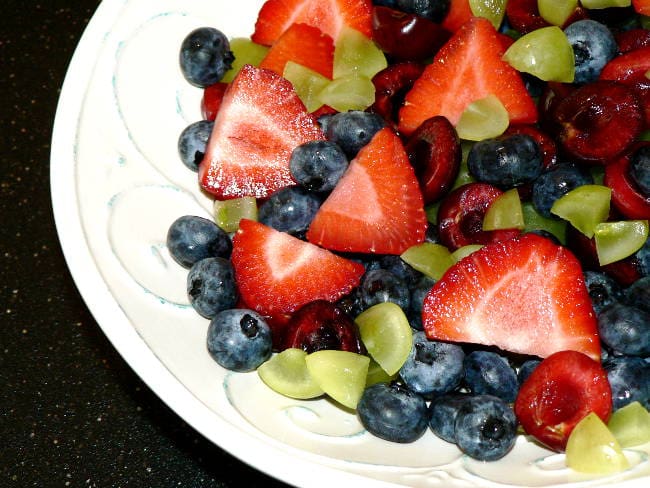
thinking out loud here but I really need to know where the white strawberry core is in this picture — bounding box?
[264,232,316,281]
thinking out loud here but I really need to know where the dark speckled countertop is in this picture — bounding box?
[0,2,291,486]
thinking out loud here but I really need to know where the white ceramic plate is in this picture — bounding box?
[51,1,650,486]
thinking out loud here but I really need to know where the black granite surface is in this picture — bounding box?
[1,2,292,486]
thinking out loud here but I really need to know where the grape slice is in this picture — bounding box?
[550,184,611,238]
[213,196,257,233]
[366,358,397,387]
[538,0,578,26]
[333,26,387,80]
[469,0,507,29]
[400,242,454,280]
[608,402,650,448]
[455,95,509,142]
[483,188,525,231]
[257,348,324,399]
[221,38,268,83]
[452,244,484,262]
[594,220,649,266]
[522,201,567,244]
[317,74,376,111]
[283,61,330,112]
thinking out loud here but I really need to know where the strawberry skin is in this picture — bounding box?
[306,127,427,255]
[600,46,650,84]
[252,0,372,47]
[515,350,612,452]
[198,64,325,199]
[398,17,538,136]
[422,233,601,361]
[231,219,365,316]
[259,23,334,79]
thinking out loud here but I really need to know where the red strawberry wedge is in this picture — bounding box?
[198,64,325,200]
[259,23,335,79]
[398,17,538,137]
[252,0,373,47]
[306,127,427,255]
[231,219,365,317]
[422,233,601,361]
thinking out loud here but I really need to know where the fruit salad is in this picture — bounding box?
[169,0,650,473]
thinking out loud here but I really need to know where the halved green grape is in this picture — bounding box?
[333,27,387,80]
[426,201,441,224]
[258,348,324,399]
[283,61,330,112]
[550,185,611,238]
[608,402,650,448]
[317,74,375,112]
[213,196,257,233]
[580,0,631,7]
[522,201,567,244]
[469,0,507,29]
[538,0,578,26]
[483,188,525,231]
[503,26,575,82]
[594,220,649,266]
[451,150,476,190]
[400,242,454,280]
[366,358,397,387]
[304,350,370,409]
[452,244,484,262]
[221,38,269,83]
[355,302,412,376]
[456,95,509,141]
[566,412,630,474]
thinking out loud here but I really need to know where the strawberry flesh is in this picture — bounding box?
[422,233,601,361]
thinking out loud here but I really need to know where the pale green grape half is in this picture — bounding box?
[366,358,397,387]
[550,184,611,238]
[580,0,631,8]
[522,202,567,244]
[213,197,257,233]
[317,74,375,111]
[333,27,387,80]
[221,38,269,83]
[257,348,324,400]
[469,0,507,29]
[538,0,578,26]
[283,61,330,112]
[400,242,454,280]
[456,95,509,141]
[483,188,525,231]
[608,402,650,448]
[452,244,484,262]
[594,220,649,266]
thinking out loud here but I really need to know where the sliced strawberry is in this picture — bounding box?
[231,219,365,316]
[633,0,650,16]
[599,46,650,85]
[201,82,229,121]
[441,0,473,33]
[398,17,537,136]
[306,127,427,254]
[604,144,650,220]
[422,233,601,361]
[252,0,372,47]
[259,23,334,79]
[198,64,325,200]
[515,350,612,452]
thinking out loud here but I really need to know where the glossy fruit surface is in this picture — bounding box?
[550,184,612,238]
[257,348,325,399]
[608,401,650,447]
[455,95,510,141]
[179,27,234,87]
[167,215,232,268]
[594,220,649,265]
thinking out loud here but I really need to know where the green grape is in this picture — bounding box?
[452,244,484,262]
[608,402,650,448]
[538,0,578,26]
[283,61,330,112]
[566,412,629,474]
[365,358,397,387]
[595,220,649,266]
[400,242,455,280]
[550,185,611,238]
[304,350,370,409]
[483,188,525,231]
[317,74,375,111]
[452,143,477,190]
[257,348,324,399]
[580,0,631,8]
[355,302,412,376]
[333,27,387,80]
[522,201,567,244]
[503,26,575,82]
[221,38,269,83]
[469,0,507,29]
[456,95,509,141]
[425,201,441,224]
[213,196,257,233]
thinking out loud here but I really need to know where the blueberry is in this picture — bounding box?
[635,237,650,277]
[359,268,410,311]
[206,309,272,372]
[167,215,232,268]
[630,145,650,197]
[187,257,238,319]
[604,356,650,410]
[399,331,465,396]
[379,255,422,283]
[564,20,618,84]
[428,393,471,443]
[258,186,322,237]
[325,111,385,158]
[583,270,624,316]
[625,276,650,313]
[289,140,349,192]
[598,302,650,357]
[531,163,593,218]
[357,382,429,443]
[406,275,436,330]
[179,27,234,87]
[517,359,541,386]
[178,120,214,171]
[395,0,450,22]
[463,350,519,403]
[467,134,544,189]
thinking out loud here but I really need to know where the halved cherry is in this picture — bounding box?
[201,82,229,121]
[371,61,425,128]
[615,28,650,54]
[505,0,549,34]
[600,46,650,85]
[405,116,461,204]
[604,143,650,220]
[437,182,521,251]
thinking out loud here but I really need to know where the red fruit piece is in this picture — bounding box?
[604,144,650,219]
[371,6,450,62]
[405,116,461,205]
[437,182,521,251]
[231,219,365,316]
[633,0,650,15]
[441,0,473,33]
[370,61,425,128]
[599,46,650,84]
[422,233,602,361]
[550,80,644,164]
[616,29,650,54]
[515,350,612,452]
[505,0,549,34]
[306,127,427,255]
[199,64,325,200]
[252,0,372,47]
[282,300,365,354]
[201,82,228,121]
[398,17,537,137]
[259,23,334,79]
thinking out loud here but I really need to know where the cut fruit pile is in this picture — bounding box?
[171,0,650,472]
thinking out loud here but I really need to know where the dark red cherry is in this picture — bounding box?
[371,61,424,128]
[604,143,650,220]
[201,82,229,121]
[505,0,549,34]
[615,29,650,54]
